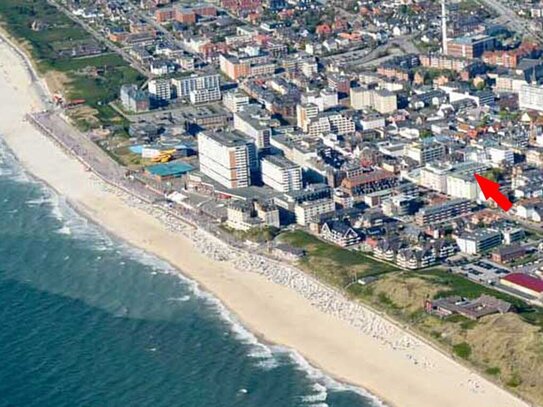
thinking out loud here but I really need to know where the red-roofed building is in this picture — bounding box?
[482,42,540,68]
[501,273,543,298]
[316,24,332,36]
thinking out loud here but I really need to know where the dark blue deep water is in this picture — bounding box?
[0,140,383,407]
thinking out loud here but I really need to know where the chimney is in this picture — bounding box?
[441,0,448,55]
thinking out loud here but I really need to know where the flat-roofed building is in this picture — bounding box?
[172,73,221,97]
[296,103,319,132]
[306,111,355,136]
[233,105,274,150]
[415,198,471,226]
[456,229,502,254]
[148,78,172,101]
[197,130,257,189]
[223,90,249,112]
[189,87,221,104]
[447,34,496,59]
[261,155,303,192]
[120,84,149,112]
[447,173,482,200]
[372,89,397,114]
[404,141,446,165]
[501,273,543,298]
[294,198,335,226]
[519,84,543,112]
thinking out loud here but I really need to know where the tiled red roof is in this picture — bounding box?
[503,273,543,293]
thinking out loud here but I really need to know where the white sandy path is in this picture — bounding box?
[0,39,532,407]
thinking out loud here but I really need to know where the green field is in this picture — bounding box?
[279,230,397,288]
[0,0,145,129]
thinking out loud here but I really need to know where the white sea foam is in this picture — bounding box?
[56,225,71,235]
[167,295,191,302]
[285,349,387,407]
[0,137,32,183]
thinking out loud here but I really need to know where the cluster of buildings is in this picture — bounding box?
[67,0,543,284]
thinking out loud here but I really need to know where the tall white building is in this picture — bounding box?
[404,141,446,165]
[350,87,397,113]
[519,84,543,112]
[420,161,489,198]
[447,173,482,201]
[306,112,355,136]
[197,131,256,189]
[233,105,273,149]
[172,73,221,97]
[296,103,319,132]
[189,87,221,104]
[148,79,172,101]
[487,146,514,166]
[261,155,303,192]
[350,86,373,109]
[223,90,250,112]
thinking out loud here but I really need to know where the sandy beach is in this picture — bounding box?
[0,36,532,407]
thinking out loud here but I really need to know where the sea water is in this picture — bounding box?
[0,140,384,407]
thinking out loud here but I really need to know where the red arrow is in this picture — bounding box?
[474,173,512,212]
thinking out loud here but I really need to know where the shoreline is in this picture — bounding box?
[0,33,533,407]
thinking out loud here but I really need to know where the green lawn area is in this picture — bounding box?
[0,0,145,129]
[279,230,397,287]
[221,225,281,243]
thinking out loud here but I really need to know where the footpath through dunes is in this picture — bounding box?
[0,35,533,407]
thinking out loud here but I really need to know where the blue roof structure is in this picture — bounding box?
[147,162,194,178]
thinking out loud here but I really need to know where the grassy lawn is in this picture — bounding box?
[221,225,281,243]
[0,0,145,129]
[279,230,397,287]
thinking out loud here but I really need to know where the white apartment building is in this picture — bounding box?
[189,87,222,104]
[320,88,339,110]
[360,114,385,130]
[404,141,446,165]
[294,198,335,225]
[420,164,449,193]
[171,73,221,97]
[301,59,318,77]
[306,112,355,136]
[197,131,256,189]
[301,89,338,111]
[519,84,543,112]
[223,90,249,112]
[350,87,397,114]
[148,79,172,100]
[456,230,502,254]
[350,86,373,109]
[372,89,397,114]
[233,106,273,149]
[296,103,319,132]
[261,155,303,193]
[487,146,514,166]
[447,173,482,201]
[420,161,489,196]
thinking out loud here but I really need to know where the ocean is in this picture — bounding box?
[0,140,383,407]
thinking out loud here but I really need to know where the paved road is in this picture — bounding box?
[479,0,543,42]
[323,35,419,67]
